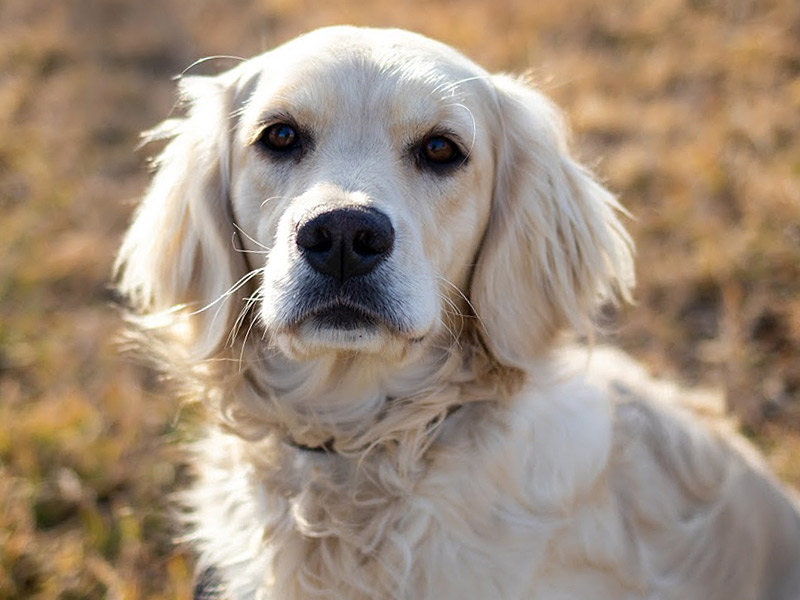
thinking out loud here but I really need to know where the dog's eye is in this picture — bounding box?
[423,136,458,163]
[416,135,465,172]
[259,123,300,152]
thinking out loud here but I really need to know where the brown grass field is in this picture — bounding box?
[0,0,798,597]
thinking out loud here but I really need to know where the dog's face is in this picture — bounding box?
[117,26,634,371]
[230,29,495,359]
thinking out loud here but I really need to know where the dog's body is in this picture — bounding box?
[188,347,800,599]
[116,27,800,599]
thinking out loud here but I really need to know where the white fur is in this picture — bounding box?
[115,26,800,599]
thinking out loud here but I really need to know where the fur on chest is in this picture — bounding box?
[185,386,638,600]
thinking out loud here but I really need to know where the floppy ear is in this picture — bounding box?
[470,75,635,370]
[115,71,251,361]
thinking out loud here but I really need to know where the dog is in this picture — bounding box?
[115,26,800,599]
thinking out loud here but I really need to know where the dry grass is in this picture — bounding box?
[0,0,798,597]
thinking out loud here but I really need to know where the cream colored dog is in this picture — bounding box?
[116,26,800,599]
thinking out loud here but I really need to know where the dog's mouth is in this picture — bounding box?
[275,297,412,357]
[306,302,382,331]
[263,271,436,357]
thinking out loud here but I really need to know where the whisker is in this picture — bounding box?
[229,103,249,120]
[188,268,263,317]
[433,74,494,97]
[230,232,270,255]
[442,102,477,165]
[437,275,486,333]
[439,292,466,327]
[233,222,271,251]
[436,292,465,348]
[227,291,260,348]
[238,305,261,372]
[260,195,291,208]
[176,55,246,79]
[436,313,460,349]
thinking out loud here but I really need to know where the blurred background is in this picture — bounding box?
[0,0,798,597]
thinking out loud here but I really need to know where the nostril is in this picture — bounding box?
[353,229,393,257]
[297,225,333,253]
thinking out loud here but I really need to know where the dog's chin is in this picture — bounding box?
[272,308,431,362]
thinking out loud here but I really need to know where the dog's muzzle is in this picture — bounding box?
[294,206,396,330]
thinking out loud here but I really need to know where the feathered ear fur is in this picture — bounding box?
[470,75,635,370]
[115,70,252,361]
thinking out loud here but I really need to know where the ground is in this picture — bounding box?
[0,0,798,597]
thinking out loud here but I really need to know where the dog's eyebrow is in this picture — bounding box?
[410,125,470,155]
[246,110,302,146]
[413,116,475,156]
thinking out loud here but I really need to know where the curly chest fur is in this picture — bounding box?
[187,364,800,600]
[187,390,651,600]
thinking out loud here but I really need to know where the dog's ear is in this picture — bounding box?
[115,69,254,361]
[470,75,635,370]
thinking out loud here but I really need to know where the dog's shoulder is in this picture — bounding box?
[557,346,800,599]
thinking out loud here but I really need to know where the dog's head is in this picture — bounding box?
[117,26,633,374]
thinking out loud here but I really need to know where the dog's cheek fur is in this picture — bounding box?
[470,75,635,370]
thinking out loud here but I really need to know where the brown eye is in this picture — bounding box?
[423,136,458,163]
[260,123,299,152]
[416,134,466,173]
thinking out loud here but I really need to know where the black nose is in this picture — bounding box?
[295,207,395,283]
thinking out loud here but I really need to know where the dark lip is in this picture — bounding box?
[311,305,379,330]
[292,299,390,331]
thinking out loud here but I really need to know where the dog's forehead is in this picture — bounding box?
[244,27,490,130]
[265,26,486,84]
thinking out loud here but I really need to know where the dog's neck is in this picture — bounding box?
[218,328,519,458]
